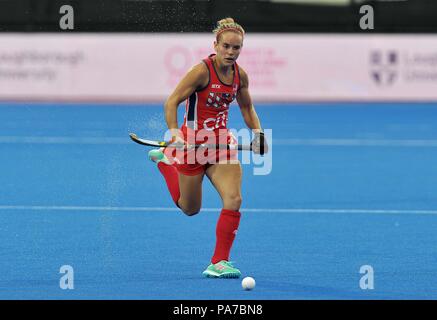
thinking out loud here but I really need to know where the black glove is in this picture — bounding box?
[251,131,267,155]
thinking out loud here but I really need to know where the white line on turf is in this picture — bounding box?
[1,136,437,147]
[0,205,437,215]
[0,136,127,144]
[273,138,437,147]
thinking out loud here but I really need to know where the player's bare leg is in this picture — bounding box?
[206,162,242,211]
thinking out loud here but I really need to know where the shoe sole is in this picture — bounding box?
[203,271,241,279]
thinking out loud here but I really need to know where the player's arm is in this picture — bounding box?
[236,67,268,154]
[164,63,208,138]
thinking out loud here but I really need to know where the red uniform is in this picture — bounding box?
[170,54,241,176]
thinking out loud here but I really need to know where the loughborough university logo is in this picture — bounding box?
[370,51,399,86]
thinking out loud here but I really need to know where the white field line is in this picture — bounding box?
[0,136,127,144]
[0,205,437,215]
[1,136,437,147]
[273,138,437,147]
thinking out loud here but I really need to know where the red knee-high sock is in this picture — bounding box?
[211,209,241,264]
[157,162,180,206]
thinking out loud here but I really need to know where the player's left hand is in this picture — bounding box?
[251,131,268,155]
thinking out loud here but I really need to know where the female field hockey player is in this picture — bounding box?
[148,17,267,278]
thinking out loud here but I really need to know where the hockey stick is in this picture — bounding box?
[129,133,252,151]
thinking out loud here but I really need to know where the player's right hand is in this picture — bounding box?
[168,129,186,149]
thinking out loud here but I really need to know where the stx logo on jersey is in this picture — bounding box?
[206,92,236,109]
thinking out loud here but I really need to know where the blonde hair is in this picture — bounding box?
[213,17,245,42]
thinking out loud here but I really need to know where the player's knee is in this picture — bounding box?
[181,206,201,216]
[224,194,242,210]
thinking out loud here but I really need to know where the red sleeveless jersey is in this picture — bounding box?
[182,54,240,140]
